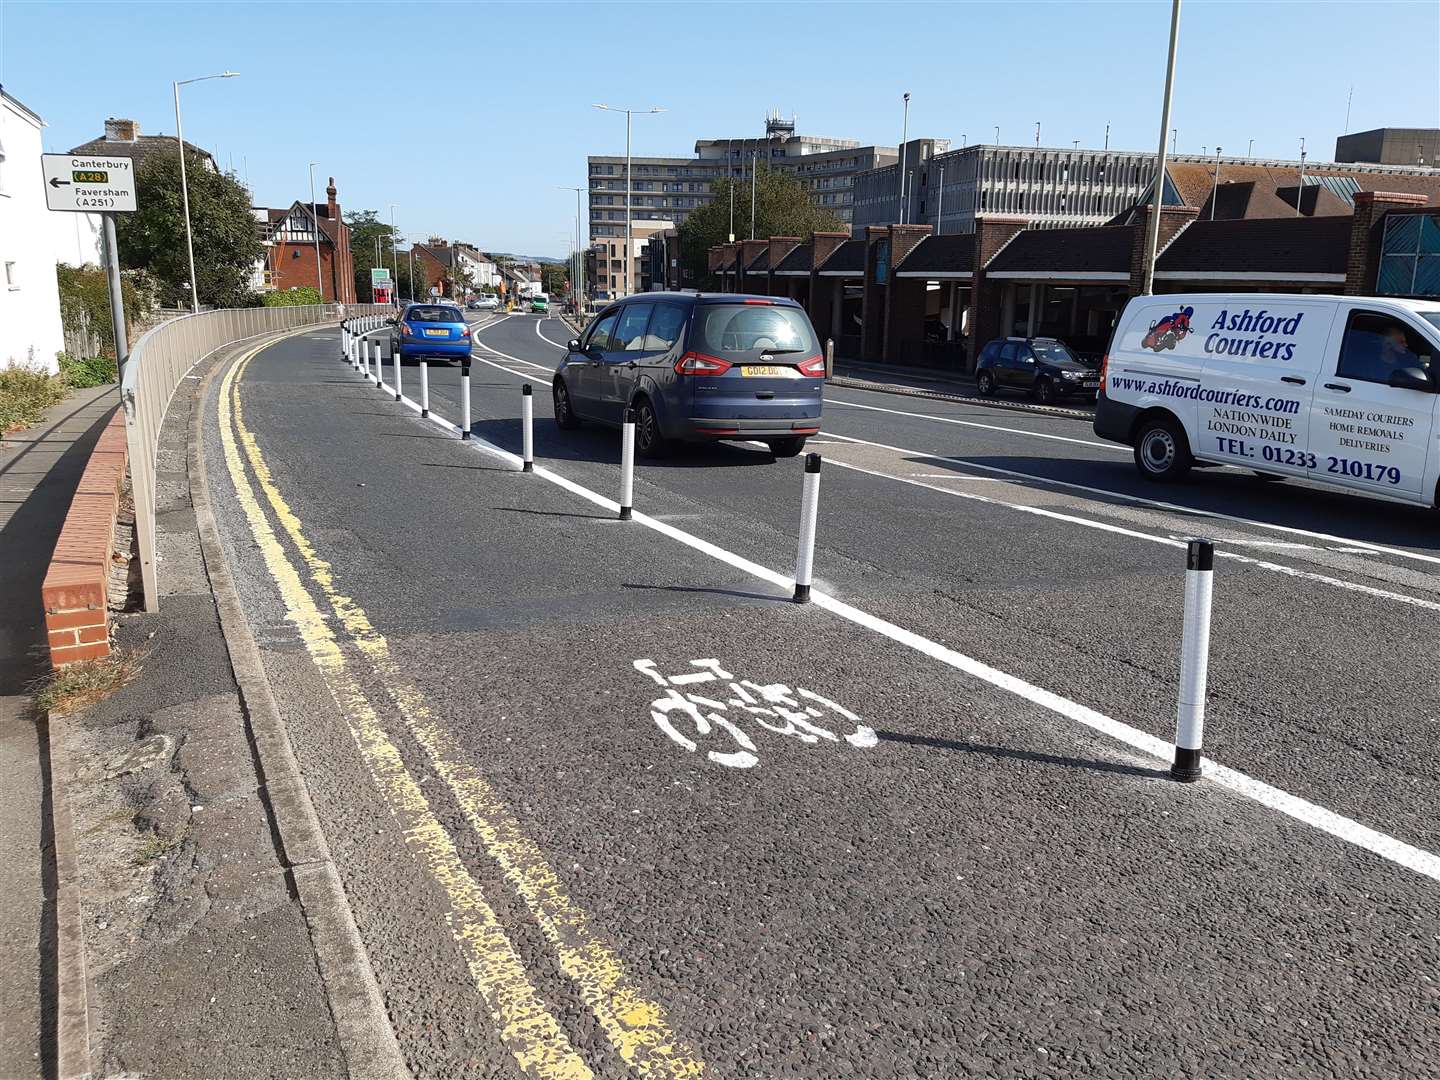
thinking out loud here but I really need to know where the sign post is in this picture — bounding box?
[42,154,138,380]
[371,267,392,306]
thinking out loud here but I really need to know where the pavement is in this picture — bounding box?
[0,383,118,1080]
[193,313,1440,1078]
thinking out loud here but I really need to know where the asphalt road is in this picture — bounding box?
[203,317,1440,1079]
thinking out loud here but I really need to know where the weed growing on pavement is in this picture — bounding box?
[32,649,142,714]
[131,831,180,866]
[0,363,69,435]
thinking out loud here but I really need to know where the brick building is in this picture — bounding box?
[255,177,356,303]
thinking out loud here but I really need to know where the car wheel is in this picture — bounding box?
[633,397,668,459]
[1033,377,1056,405]
[767,437,806,458]
[553,378,581,430]
[1134,415,1193,482]
[976,370,996,397]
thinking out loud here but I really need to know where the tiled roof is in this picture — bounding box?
[1156,215,1351,276]
[986,225,1132,274]
[775,242,812,273]
[746,249,770,271]
[895,234,975,275]
[68,134,217,174]
[818,239,865,274]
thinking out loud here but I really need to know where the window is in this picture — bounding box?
[585,311,620,351]
[1336,311,1434,383]
[999,342,1021,364]
[615,304,655,350]
[644,303,688,350]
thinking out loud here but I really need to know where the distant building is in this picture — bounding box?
[1335,128,1440,167]
[253,177,356,303]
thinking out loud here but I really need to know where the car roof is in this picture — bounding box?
[594,291,804,310]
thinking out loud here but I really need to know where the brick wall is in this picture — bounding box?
[272,240,353,303]
[1345,191,1429,295]
[880,225,933,364]
[965,216,1029,370]
[766,237,801,296]
[736,240,768,293]
[1127,205,1200,293]
[42,411,127,665]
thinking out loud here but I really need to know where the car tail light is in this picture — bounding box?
[796,354,826,377]
[1099,353,1109,384]
[742,298,774,305]
[460,325,471,337]
[675,352,732,376]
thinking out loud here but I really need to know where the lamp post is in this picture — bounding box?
[1297,138,1307,217]
[558,185,584,312]
[1140,0,1182,296]
[308,163,323,301]
[592,103,666,297]
[173,70,238,313]
[898,92,911,224]
[1210,146,1222,220]
[389,204,399,306]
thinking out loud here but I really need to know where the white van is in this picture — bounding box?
[1094,293,1440,507]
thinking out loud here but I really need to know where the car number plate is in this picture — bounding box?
[424,328,448,337]
[742,365,780,377]
[1083,379,1100,388]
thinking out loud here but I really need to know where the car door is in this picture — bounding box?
[997,342,1027,389]
[568,309,618,419]
[1307,306,1439,498]
[604,303,656,422]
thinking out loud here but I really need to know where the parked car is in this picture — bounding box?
[1097,292,1440,502]
[552,292,825,459]
[467,296,498,311]
[389,303,471,362]
[974,336,1100,404]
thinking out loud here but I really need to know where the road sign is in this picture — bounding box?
[41,154,136,213]
[429,286,441,297]
[371,267,392,285]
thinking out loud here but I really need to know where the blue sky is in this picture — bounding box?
[3,0,1436,259]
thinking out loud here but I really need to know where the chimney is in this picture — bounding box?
[1128,204,1200,293]
[104,118,139,143]
[428,236,447,247]
[810,231,849,269]
[326,176,338,220]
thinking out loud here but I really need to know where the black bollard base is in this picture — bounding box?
[1169,747,1202,783]
[522,461,534,473]
[618,505,632,521]
[792,583,811,604]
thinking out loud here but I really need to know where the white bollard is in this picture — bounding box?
[1171,538,1215,782]
[420,361,430,418]
[393,344,402,402]
[618,407,635,520]
[461,362,471,439]
[792,453,823,603]
[521,384,534,472]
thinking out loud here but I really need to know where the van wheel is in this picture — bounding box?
[553,378,581,430]
[1134,415,1192,481]
[767,437,806,458]
[976,370,996,397]
[634,397,668,459]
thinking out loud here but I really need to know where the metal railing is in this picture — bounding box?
[121,301,392,610]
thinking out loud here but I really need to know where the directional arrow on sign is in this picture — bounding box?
[49,177,70,188]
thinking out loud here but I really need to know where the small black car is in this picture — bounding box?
[974,337,1100,404]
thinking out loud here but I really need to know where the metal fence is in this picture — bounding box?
[121,302,392,610]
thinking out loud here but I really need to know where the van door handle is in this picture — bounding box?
[1280,376,1306,385]
[1324,383,1351,392]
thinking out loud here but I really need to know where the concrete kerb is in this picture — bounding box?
[190,326,409,1080]
[45,709,94,1080]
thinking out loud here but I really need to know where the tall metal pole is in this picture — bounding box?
[309,163,323,301]
[729,182,735,243]
[1140,0,1182,297]
[409,248,416,302]
[101,214,130,385]
[749,150,757,239]
[389,204,399,304]
[898,92,911,225]
[1210,146,1222,220]
[935,163,945,234]
[1296,138,1307,217]
[625,108,632,297]
[173,82,200,314]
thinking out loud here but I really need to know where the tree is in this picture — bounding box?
[345,210,398,301]
[116,147,264,308]
[677,169,846,288]
[540,262,568,296]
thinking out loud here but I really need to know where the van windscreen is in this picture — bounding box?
[692,304,818,362]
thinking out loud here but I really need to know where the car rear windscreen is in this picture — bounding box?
[408,306,463,323]
[692,304,818,361]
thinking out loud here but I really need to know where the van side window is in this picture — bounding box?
[585,311,619,351]
[644,303,688,350]
[1336,312,1434,384]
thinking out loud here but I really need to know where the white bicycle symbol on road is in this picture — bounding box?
[634,658,879,769]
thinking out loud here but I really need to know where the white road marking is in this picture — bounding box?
[826,395,1125,452]
[373,376,1440,887]
[823,410,1440,569]
[535,319,569,351]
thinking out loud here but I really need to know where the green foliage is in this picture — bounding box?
[0,364,68,435]
[678,169,846,287]
[540,263,568,296]
[345,209,401,301]
[116,148,263,308]
[55,264,155,356]
[263,287,322,307]
[58,353,118,388]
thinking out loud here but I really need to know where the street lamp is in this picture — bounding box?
[1211,146,1222,220]
[1140,0,1182,296]
[898,92,911,225]
[308,163,323,302]
[558,185,584,313]
[389,205,399,306]
[592,103,666,297]
[173,70,238,313]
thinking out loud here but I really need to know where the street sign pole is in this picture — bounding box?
[102,214,130,381]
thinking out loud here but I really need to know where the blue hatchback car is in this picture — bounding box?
[553,293,825,458]
[389,303,471,362]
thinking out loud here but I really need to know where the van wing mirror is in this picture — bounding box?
[1388,366,1433,391]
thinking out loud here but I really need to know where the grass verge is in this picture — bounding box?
[0,364,69,436]
[32,649,143,715]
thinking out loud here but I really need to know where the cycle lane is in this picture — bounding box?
[212,329,1439,1078]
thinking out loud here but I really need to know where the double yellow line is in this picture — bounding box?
[218,342,705,1079]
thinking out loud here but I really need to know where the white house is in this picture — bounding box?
[1,89,69,372]
[454,244,499,290]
